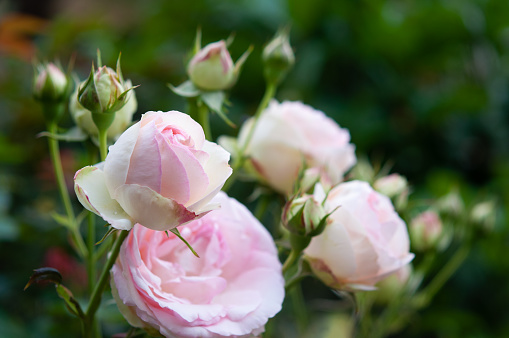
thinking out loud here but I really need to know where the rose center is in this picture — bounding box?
[161,126,194,147]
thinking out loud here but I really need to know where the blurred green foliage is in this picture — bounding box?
[1,0,508,337]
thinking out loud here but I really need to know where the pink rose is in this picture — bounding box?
[238,101,356,194]
[111,192,284,338]
[304,181,414,290]
[74,111,232,231]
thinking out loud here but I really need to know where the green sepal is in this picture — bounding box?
[78,64,100,112]
[96,227,118,245]
[37,126,88,142]
[200,91,236,127]
[170,228,200,258]
[169,80,200,98]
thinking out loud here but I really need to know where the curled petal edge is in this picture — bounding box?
[74,166,134,230]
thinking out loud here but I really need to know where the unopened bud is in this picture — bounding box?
[471,200,496,231]
[374,173,408,199]
[437,190,464,216]
[410,210,443,251]
[187,40,235,91]
[283,195,329,238]
[263,29,294,85]
[33,63,68,102]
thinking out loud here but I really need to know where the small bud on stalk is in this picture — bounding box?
[187,40,235,91]
[410,210,443,251]
[263,29,295,85]
[34,63,68,103]
[78,56,137,132]
[33,62,70,124]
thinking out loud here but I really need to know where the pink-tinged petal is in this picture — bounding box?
[103,122,140,196]
[125,120,162,194]
[157,132,208,205]
[142,111,205,149]
[305,217,357,280]
[115,184,198,231]
[74,166,133,230]
[187,141,232,212]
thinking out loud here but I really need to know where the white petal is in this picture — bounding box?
[74,166,133,230]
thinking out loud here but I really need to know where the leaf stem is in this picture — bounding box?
[223,82,276,191]
[47,122,87,258]
[84,230,128,337]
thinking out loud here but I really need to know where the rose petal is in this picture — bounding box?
[74,166,133,230]
[115,184,198,231]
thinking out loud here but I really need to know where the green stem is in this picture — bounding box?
[97,128,108,162]
[198,102,212,141]
[223,82,276,192]
[417,244,470,308]
[86,142,98,294]
[282,249,300,274]
[84,230,129,337]
[47,122,87,258]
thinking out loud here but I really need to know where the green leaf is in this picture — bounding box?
[200,91,236,127]
[24,267,62,290]
[169,81,200,98]
[170,228,200,258]
[56,284,85,318]
[37,126,88,142]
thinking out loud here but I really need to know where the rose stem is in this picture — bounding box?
[46,121,87,258]
[85,141,98,294]
[223,81,276,191]
[84,230,129,337]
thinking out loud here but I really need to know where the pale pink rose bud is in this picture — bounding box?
[33,63,68,102]
[470,200,496,231]
[410,210,443,251]
[304,180,414,291]
[74,111,232,231]
[374,173,408,199]
[111,192,284,338]
[238,101,356,195]
[187,40,235,91]
[70,78,137,139]
[263,29,295,85]
[78,63,135,116]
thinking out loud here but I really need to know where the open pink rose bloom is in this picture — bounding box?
[74,111,232,231]
[237,101,356,194]
[111,192,285,338]
[305,181,414,291]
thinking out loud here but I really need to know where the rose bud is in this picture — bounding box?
[74,111,232,231]
[78,62,135,116]
[70,77,137,140]
[263,29,295,85]
[282,190,328,238]
[304,181,414,291]
[374,173,408,199]
[410,210,443,251]
[33,62,68,102]
[187,40,235,91]
[238,101,356,195]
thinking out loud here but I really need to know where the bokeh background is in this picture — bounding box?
[1,0,508,337]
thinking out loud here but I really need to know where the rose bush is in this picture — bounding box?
[237,101,356,194]
[304,180,414,290]
[74,111,232,231]
[111,192,285,338]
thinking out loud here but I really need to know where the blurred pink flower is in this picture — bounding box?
[111,192,284,338]
[305,181,414,291]
[237,101,356,194]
